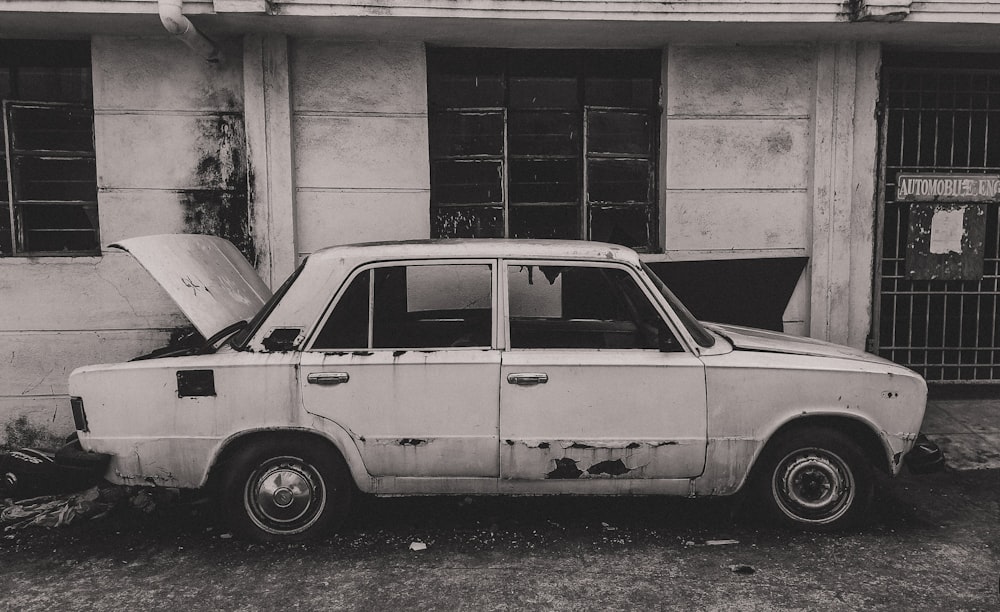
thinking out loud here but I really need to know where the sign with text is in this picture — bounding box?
[896,173,1000,202]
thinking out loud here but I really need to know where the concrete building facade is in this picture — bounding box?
[3,0,1000,442]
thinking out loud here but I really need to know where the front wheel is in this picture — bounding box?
[219,438,352,542]
[752,427,874,530]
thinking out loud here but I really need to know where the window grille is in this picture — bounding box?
[427,49,660,252]
[1,41,97,256]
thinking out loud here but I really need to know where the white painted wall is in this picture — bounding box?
[661,45,817,335]
[290,40,430,257]
[660,44,879,343]
[0,36,246,444]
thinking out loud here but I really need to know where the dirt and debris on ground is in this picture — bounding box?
[1,485,180,531]
[0,468,996,611]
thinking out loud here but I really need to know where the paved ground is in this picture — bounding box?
[0,468,997,610]
[924,397,1000,470]
[0,396,997,611]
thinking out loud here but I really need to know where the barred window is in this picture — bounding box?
[1,41,97,256]
[427,49,661,252]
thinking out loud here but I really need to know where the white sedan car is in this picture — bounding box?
[67,235,930,541]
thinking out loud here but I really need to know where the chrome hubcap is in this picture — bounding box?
[773,448,854,524]
[245,456,326,535]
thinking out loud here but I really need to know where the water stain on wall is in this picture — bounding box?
[182,113,258,266]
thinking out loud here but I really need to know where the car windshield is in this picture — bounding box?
[640,262,716,348]
[230,259,307,350]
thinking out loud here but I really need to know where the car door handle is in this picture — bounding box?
[307,372,350,385]
[507,372,548,386]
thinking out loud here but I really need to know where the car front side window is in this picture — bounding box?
[506,263,680,350]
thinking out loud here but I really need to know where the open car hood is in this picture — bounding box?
[705,323,892,365]
[111,234,272,339]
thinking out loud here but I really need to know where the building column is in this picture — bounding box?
[848,44,881,350]
[810,42,881,349]
[243,33,297,288]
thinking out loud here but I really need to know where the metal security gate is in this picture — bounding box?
[874,55,1000,383]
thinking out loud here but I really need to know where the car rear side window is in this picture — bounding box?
[313,264,493,350]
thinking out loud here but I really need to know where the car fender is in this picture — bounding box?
[204,417,375,493]
[695,408,903,497]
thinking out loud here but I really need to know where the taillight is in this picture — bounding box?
[70,396,89,432]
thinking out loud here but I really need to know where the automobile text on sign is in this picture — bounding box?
[896,173,1000,202]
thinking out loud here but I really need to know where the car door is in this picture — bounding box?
[299,260,500,478]
[499,260,707,481]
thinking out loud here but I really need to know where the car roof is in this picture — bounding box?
[307,239,643,267]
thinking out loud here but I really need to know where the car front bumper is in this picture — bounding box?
[904,433,946,474]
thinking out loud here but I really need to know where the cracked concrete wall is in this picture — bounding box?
[0,37,247,444]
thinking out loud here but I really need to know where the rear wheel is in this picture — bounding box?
[753,427,874,530]
[219,438,352,542]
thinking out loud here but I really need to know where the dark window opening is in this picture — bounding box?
[427,49,660,252]
[1,40,97,256]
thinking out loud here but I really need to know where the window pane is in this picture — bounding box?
[509,77,578,109]
[15,67,92,103]
[313,271,370,349]
[14,156,97,202]
[432,205,504,238]
[9,105,94,153]
[0,204,10,254]
[0,150,8,253]
[0,68,10,99]
[21,202,96,230]
[373,264,492,349]
[507,265,668,349]
[20,203,98,252]
[587,159,652,204]
[585,78,655,108]
[431,160,502,205]
[587,111,654,156]
[509,111,579,156]
[0,144,8,254]
[428,74,504,109]
[590,205,654,250]
[22,227,98,253]
[429,112,503,157]
[509,204,579,240]
[0,153,7,202]
[509,159,579,204]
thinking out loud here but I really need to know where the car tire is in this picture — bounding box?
[752,427,874,531]
[219,437,352,542]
